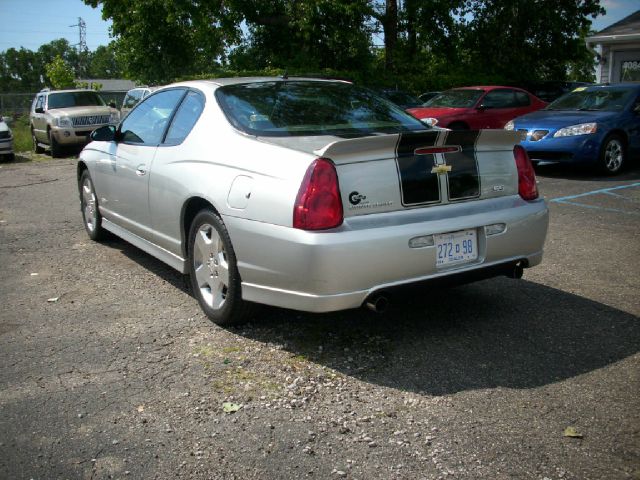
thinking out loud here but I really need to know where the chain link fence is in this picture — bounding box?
[0,91,129,118]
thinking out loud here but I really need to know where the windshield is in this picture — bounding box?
[216,81,428,137]
[424,89,483,108]
[48,91,106,109]
[546,87,634,112]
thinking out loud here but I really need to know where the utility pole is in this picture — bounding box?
[70,17,87,78]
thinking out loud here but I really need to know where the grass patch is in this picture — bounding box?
[8,115,32,152]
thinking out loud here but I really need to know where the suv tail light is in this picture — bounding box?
[514,145,538,201]
[293,158,343,230]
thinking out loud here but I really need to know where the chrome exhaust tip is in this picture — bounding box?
[507,262,524,279]
[365,295,389,313]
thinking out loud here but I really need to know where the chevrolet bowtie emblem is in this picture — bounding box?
[431,164,452,174]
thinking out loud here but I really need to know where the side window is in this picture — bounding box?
[34,95,44,111]
[164,90,205,145]
[482,89,516,108]
[514,91,531,107]
[120,89,185,145]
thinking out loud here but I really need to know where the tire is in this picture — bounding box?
[32,128,44,154]
[49,130,63,158]
[79,170,105,241]
[188,209,255,325]
[598,134,625,175]
[448,122,469,130]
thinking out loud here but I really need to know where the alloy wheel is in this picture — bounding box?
[604,139,623,172]
[81,177,98,233]
[192,223,230,310]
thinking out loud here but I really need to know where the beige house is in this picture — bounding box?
[586,10,640,83]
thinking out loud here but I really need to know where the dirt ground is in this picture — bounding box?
[1,154,639,479]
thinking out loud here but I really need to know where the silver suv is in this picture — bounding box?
[30,89,119,157]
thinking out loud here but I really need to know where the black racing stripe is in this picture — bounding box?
[443,130,481,200]
[396,132,441,206]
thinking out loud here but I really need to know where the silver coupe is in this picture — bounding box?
[78,77,549,325]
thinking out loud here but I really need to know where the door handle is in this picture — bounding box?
[136,165,147,176]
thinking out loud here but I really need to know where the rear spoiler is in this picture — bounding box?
[316,130,521,164]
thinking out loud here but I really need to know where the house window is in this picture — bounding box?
[621,61,640,81]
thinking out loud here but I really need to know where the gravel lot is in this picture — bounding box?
[1,153,639,479]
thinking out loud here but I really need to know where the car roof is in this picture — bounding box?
[454,85,529,92]
[166,77,353,90]
[41,89,99,94]
[582,83,640,91]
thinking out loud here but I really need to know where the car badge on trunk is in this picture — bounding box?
[431,164,452,174]
[414,145,460,175]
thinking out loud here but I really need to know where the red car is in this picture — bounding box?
[407,86,547,130]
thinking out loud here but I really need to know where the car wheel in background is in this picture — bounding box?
[49,130,62,158]
[598,134,625,175]
[32,128,44,154]
[188,209,255,325]
[79,170,105,241]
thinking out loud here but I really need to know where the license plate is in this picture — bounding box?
[434,229,477,267]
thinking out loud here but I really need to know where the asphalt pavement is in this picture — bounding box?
[0,154,638,479]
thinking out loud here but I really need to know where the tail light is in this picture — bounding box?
[293,158,343,230]
[514,145,538,201]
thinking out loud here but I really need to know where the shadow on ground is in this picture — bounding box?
[110,236,640,397]
[535,160,640,182]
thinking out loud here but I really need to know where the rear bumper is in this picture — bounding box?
[224,195,549,312]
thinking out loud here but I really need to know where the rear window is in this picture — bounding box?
[215,81,427,137]
[48,92,105,109]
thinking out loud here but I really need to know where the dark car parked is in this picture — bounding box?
[375,89,423,109]
[520,81,592,103]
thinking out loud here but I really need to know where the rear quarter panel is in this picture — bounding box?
[147,93,315,256]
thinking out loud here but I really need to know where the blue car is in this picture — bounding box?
[505,83,640,174]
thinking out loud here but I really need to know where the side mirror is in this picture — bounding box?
[90,125,117,142]
[35,107,45,114]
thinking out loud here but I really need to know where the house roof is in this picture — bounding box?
[76,79,137,91]
[586,9,640,45]
[596,9,640,36]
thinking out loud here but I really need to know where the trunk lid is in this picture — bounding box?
[259,129,521,217]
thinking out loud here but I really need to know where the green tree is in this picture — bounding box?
[458,0,604,84]
[0,39,79,92]
[45,55,76,89]
[229,0,373,72]
[84,0,241,83]
[88,43,122,78]
[0,48,41,92]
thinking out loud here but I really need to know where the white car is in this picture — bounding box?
[0,116,14,161]
[78,78,548,325]
[120,86,159,118]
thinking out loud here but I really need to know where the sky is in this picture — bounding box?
[0,0,638,53]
